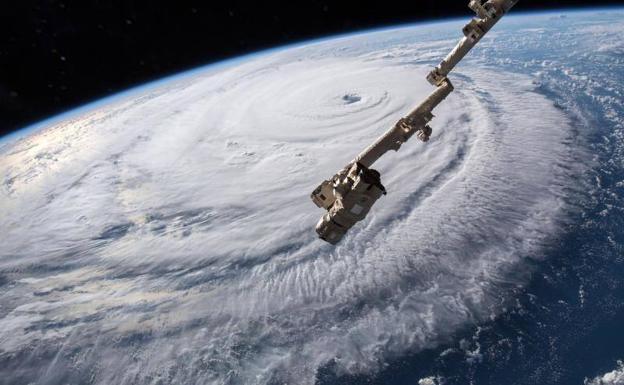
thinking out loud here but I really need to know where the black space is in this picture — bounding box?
[2,0,623,137]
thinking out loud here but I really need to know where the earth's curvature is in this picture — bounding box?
[1,9,624,385]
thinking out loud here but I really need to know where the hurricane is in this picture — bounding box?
[1,10,623,385]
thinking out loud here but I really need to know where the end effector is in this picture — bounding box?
[311,163,387,244]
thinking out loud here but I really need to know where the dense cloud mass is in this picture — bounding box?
[586,362,624,385]
[1,11,622,385]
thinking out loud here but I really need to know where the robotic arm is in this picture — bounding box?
[311,0,520,244]
[427,0,521,86]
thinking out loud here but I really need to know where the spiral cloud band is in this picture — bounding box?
[0,22,582,385]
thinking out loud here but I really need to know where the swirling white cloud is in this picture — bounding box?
[0,22,582,385]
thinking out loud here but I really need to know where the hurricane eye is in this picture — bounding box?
[342,93,362,104]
